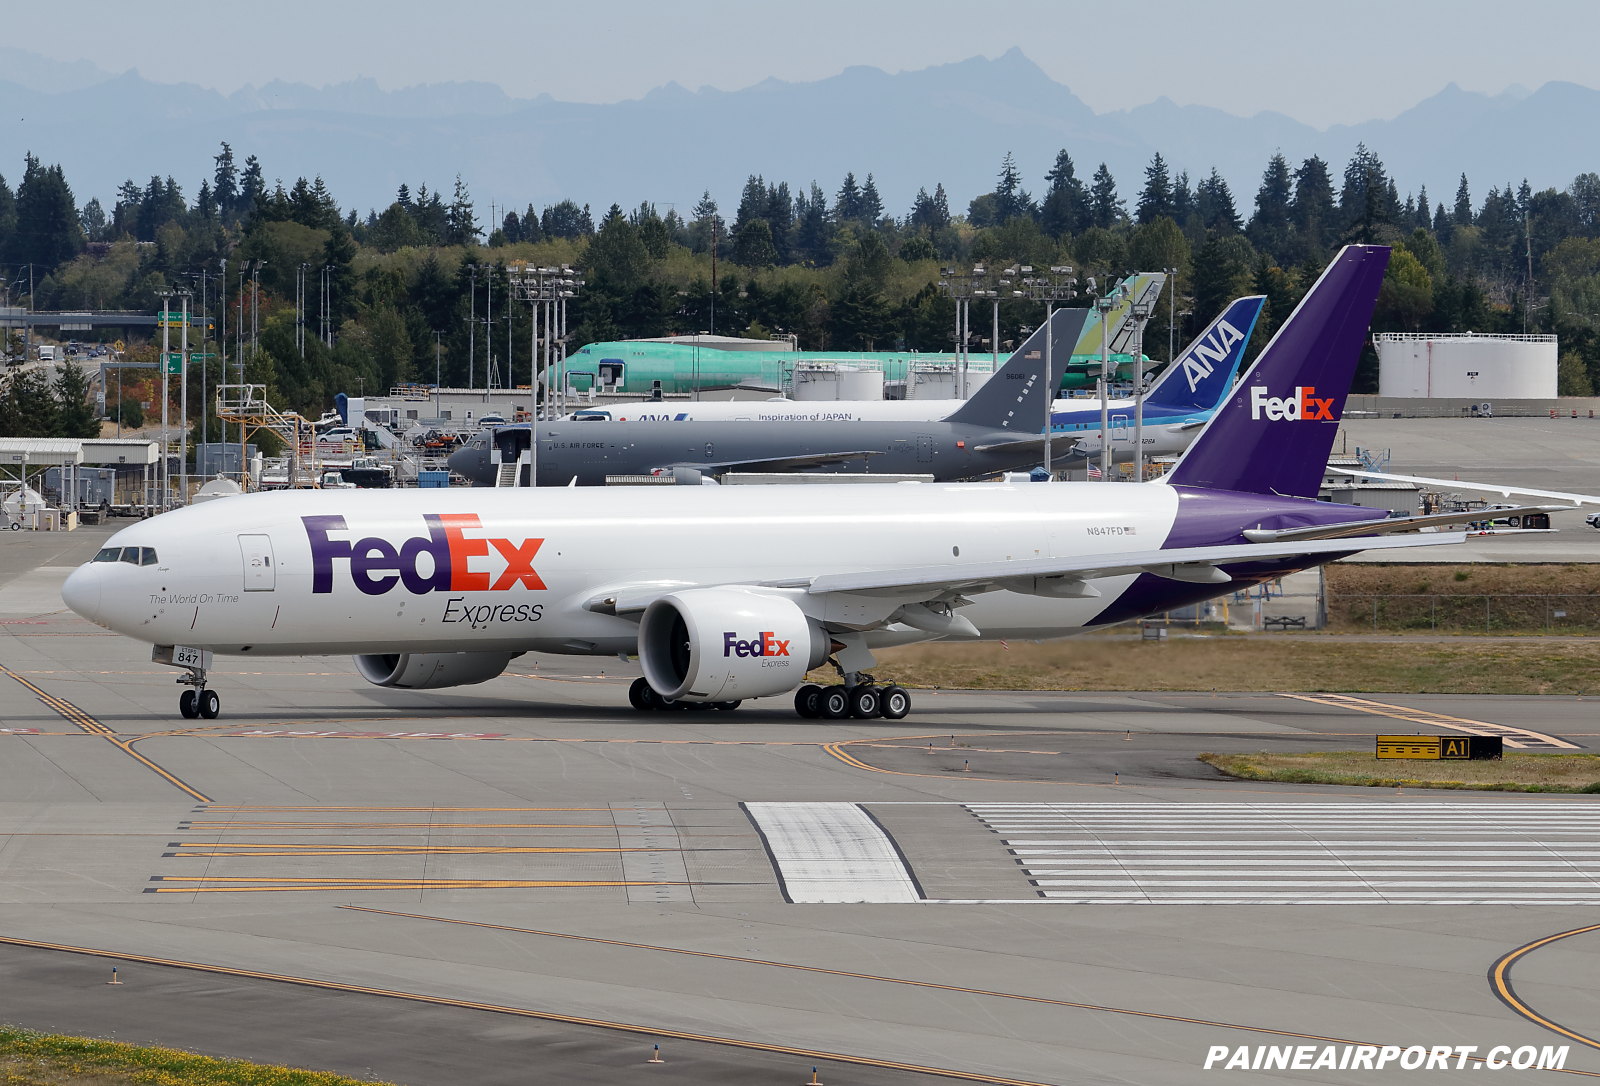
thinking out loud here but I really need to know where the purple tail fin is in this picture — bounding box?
[1165,245,1390,498]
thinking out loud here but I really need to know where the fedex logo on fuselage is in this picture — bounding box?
[1249,385,1337,422]
[724,631,790,658]
[1181,320,1244,392]
[302,514,546,596]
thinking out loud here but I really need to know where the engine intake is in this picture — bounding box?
[354,651,518,690]
[638,588,826,702]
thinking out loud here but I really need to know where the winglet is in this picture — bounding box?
[1163,246,1389,498]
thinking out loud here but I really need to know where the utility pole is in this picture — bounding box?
[1525,210,1534,334]
[434,331,442,420]
[485,263,494,393]
[710,221,717,335]
[468,265,477,394]
[1167,266,1178,364]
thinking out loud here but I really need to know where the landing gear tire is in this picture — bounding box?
[848,685,882,719]
[714,701,741,711]
[656,694,685,711]
[880,685,911,720]
[628,677,654,711]
[686,701,713,712]
[178,689,198,719]
[818,685,851,720]
[198,689,220,719]
[794,684,822,718]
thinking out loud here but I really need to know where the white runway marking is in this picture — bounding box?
[967,802,1600,904]
[744,802,922,903]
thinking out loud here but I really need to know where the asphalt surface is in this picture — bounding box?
[2,516,1599,1084]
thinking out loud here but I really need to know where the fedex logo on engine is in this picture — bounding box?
[303,514,546,596]
[1249,385,1337,422]
[724,631,790,658]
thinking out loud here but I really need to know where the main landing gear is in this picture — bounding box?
[176,666,221,720]
[628,677,739,713]
[793,675,910,720]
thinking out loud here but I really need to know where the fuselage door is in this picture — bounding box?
[916,435,933,463]
[240,534,276,591]
[1111,414,1130,442]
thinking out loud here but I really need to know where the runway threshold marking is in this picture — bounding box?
[1278,693,1578,749]
[144,877,701,893]
[162,844,698,858]
[0,934,1308,1086]
[1490,923,1600,1052]
[0,663,212,802]
[334,905,1372,1046]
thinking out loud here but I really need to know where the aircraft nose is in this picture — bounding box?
[61,563,101,622]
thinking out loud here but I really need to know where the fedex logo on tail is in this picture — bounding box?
[303,514,546,596]
[1250,386,1337,422]
[724,631,790,658]
[1181,320,1244,393]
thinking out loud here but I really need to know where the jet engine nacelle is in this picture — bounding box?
[353,651,519,690]
[638,588,827,702]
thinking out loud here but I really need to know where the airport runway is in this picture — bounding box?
[2,526,1598,1084]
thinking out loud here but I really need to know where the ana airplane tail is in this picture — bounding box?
[948,307,1094,432]
[1144,295,1265,412]
[1164,245,1390,499]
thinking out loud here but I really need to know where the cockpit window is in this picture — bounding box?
[119,547,140,564]
[94,548,120,562]
[141,547,159,566]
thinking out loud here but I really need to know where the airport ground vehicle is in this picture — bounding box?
[63,247,1503,723]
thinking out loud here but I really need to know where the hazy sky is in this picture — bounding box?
[12,0,1600,129]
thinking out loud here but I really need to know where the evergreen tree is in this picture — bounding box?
[992,153,1033,223]
[0,174,14,254]
[794,182,831,265]
[1172,170,1195,223]
[1137,152,1173,224]
[213,142,239,218]
[1088,163,1123,229]
[542,198,592,241]
[79,196,107,240]
[521,202,543,243]
[1414,185,1432,230]
[1196,168,1241,234]
[734,218,778,268]
[860,174,884,224]
[687,190,723,254]
[445,174,478,245]
[1042,150,1089,237]
[240,155,265,210]
[835,173,863,222]
[1291,156,1335,253]
[1339,144,1389,231]
[910,186,952,231]
[734,175,768,237]
[1569,172,1600,237]
[765,181,794,262]
[51,361,98,438]
[1247,152,1292,259]
[7,153,84,272]
[0,369,57,437]
[1454,174,1472,225]
[1433,201,1450,234]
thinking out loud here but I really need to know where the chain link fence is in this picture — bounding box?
[1327,594,1600,635]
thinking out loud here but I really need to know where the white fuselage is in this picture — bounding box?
[64,483,1183,658]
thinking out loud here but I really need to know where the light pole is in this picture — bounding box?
[1020,265,1077,476]
[938,267,980,399]
[156,290,173,509]
[1129,296,1155,481]
[433,331,443,420]
[1092,281,1119,482]
[178,289,192,503]
[467,264,477,394]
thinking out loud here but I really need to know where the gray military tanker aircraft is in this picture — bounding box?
[449,309,1094,486]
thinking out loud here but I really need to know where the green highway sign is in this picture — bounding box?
[189,352,217,359]
[162,353,183,374]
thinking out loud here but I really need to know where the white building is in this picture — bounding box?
[1374,333,1557,399]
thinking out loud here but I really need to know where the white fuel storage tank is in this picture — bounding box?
[1374,333,1557,399]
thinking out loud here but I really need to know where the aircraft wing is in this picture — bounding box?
[1242,506,1565,543]
[661,449,889,475]
[803,532,1467,598]
[1330,469,1597,506]
[972,434,1084,452]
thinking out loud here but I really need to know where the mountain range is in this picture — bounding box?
[1,46,1594,227]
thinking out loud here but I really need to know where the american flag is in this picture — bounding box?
[1086,462,1102,480]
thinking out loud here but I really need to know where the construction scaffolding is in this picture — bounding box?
[215,384,319,489]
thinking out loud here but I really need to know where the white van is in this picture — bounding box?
[37,345,56,362]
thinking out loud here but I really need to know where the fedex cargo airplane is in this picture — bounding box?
[448,296,1262,486]
[62,247,1485,722]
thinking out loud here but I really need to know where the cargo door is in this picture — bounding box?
[239,534,276,591]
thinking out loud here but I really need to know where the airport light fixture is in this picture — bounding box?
[1128,296,1156,481]
[1019,266,1078,475]
[937,267,979,399]
[511,265,583,418]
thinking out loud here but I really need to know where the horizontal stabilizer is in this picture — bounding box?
[1331,469,1598,507]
